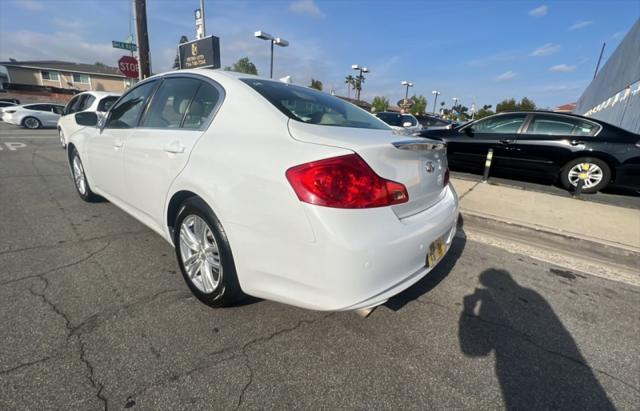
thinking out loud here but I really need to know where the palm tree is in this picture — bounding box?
[345,75,355,99]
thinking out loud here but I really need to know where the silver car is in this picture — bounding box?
[2,103,65,129]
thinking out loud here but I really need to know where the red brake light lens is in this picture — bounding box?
[286,154,409,209]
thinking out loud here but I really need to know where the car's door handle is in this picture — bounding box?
[163,141,185,154]
[113,141,124,150]
[570,139,584,146]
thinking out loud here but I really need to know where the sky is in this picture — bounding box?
[0,0,638,109]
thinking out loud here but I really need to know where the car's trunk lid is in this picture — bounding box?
[288,120,448,218]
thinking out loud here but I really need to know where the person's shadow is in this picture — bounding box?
[459,269,615,410]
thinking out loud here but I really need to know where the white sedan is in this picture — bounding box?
[57,91,120,148]
[2,103,65,128]
[67,70,459,311]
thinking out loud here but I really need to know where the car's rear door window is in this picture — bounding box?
[242,79,389,130]
[182,82,221,129]
[141,78,201,128]
[528,114,599,136]
[81,95,96,111]
[97,96,119,112]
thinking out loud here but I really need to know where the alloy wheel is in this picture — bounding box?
[24,117,40,129]
[72,156,87,195]
[567,163,603,189]
[179,215,222,293]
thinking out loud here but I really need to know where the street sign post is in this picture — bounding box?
[112,40,138,52]
[118,55,139,78]
[178,35,220,69]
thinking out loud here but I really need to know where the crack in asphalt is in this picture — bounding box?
[414,297,640,394]
[0,241,112,287]
[78,336,108,411]
[0,229,150,257]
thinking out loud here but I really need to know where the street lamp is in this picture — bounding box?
[401,81,413,100]
[255,30,289,78]
[431,90,441,114]
[352,64,369,102]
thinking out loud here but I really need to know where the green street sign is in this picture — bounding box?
[112,41,137,52]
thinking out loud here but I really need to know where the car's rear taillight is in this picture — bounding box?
[286,154,409,209]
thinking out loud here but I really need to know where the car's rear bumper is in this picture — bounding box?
[229,184,459,311]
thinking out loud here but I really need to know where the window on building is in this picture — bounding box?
[72,74,90,84]
[41,71,59,81]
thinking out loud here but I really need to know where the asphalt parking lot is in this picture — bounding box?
[1,122,638,410]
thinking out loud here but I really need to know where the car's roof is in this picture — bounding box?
[75,91,121,98]
[18,103,64,107]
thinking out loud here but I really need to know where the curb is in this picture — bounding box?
[458,211,640,275]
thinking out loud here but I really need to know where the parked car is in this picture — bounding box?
[0,98,20,104]
[376,111,422,133]
[57,91,120,148]
[67,70,458,311]
[0,101,17,120]
[2,103,65,129]
[416,114,452,130]
[419,111,640,193]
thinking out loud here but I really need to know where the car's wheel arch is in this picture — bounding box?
[166,190,202,238]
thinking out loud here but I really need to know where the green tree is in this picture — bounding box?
[474,104,494,119]
[496,97,536,112]
[224,57,258,75]
[310,78,323,90]
[410,94,427,115]
[519,97,536,110]
[371,96,389,113]
[172,35,189,69]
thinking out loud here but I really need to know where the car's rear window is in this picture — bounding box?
[241,79,389,130]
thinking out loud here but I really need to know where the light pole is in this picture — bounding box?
[431,90,441,114]
[255,30,289,78]
[452,97,459,109]
[352,64,369,102]
[401,81,413,100]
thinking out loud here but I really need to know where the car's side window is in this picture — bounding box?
[528,115,599,136]
[52,105,64,115]
[401,115,417,126]
[182,81,221,129]
[141,78,201,128]
[28,104,48,112]
[105,81,158,129]
[81,95,96,111]
[97,96,118,112]
[470,114,526,134]
[64,96,79,115]
[69,95,85,114]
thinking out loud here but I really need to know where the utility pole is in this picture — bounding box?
[593,42,606,79]
[134,0,151,79]
[200,0,206,37]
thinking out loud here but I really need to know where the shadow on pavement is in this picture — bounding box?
[458,269,615,410]
[386,216,466,311]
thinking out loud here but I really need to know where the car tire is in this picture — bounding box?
[173,197,245,307]
[23,116,41,129]
[70,148,100,202]
[560,157,611,194]
[59,128,66,149]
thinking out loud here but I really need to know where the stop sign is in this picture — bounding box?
[118,55,139,78]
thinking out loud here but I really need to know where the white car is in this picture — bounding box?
[2,103,65,128]
[67,70,458,311]
[376,112,423,134]
[57,91,120,148]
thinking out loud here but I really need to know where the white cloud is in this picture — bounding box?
[568,21,593,31]
[496,70,518,81]
[528,5,548,17]
[288,0,325,18]
[549,64,576,73]
[14,0,44,11]
[51,18,87,32]
[529,43,560,57]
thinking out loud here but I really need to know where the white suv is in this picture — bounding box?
[67,70,458,311]
[57,91,120,148]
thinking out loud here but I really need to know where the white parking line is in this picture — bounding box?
[0,142,28,150]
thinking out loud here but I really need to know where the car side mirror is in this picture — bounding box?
[75,111,98,127]
[402,121,413,128]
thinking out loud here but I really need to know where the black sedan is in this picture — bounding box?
[419,111,640,193]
